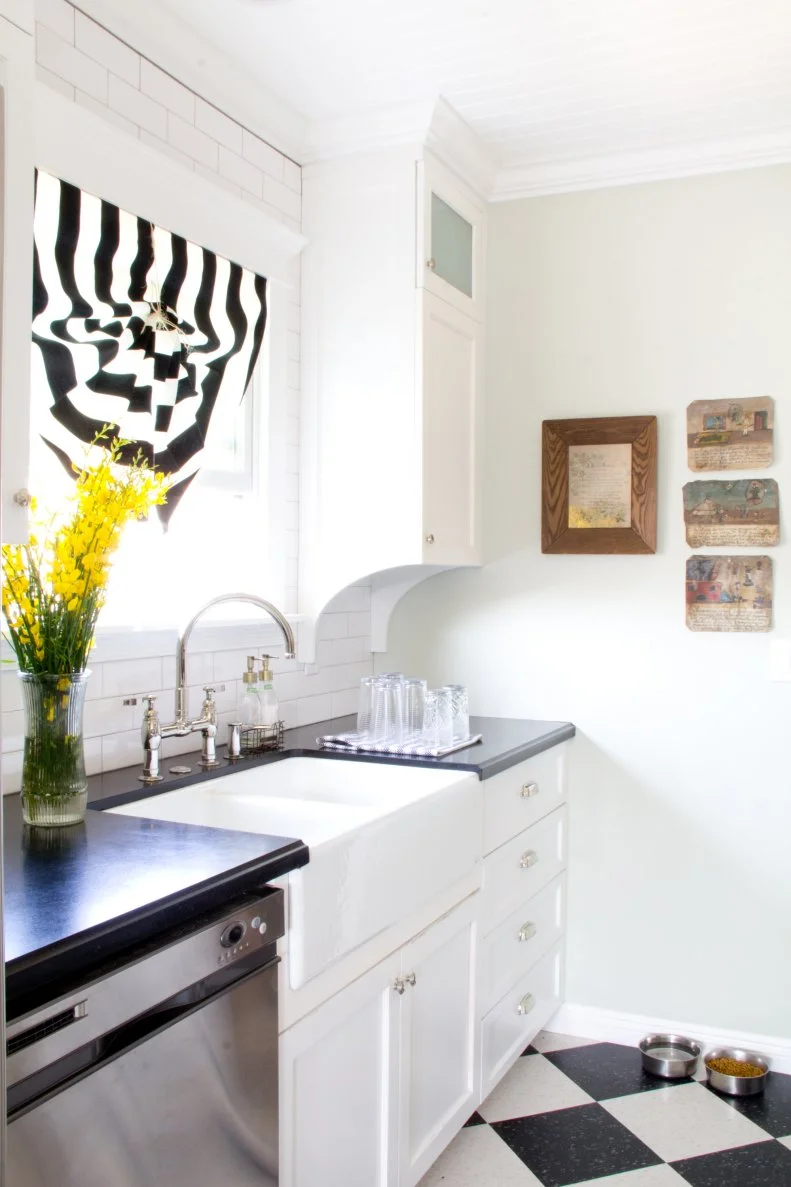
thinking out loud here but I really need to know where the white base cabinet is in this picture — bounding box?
[279,739,572,1186]
[279,894,479,1187]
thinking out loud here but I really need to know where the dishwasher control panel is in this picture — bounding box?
[215,895,279,966]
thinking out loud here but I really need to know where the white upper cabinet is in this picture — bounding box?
[0,12,33,543]
[299,115,492,660]
[417,157,484,321]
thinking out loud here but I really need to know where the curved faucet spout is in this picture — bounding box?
[175,593,296,722]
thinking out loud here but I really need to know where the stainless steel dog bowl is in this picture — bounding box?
[639,1034,701,1079]
[705,1047,770,1096]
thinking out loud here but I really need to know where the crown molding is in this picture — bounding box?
[68,0,308,162]
[304,96,498,198]
[491,126,791,200]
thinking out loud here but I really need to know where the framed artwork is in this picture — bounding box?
[686,397,773,471]
[541,416,657,554]
[686,555,772,632]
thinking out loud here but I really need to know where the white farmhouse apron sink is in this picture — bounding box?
[109,757,482,986]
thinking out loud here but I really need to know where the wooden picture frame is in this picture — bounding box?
[542,415,657,554]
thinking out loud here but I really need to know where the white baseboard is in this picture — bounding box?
[549,1002,791,1076]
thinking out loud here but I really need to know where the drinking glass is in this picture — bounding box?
[422,687,453,750]
[371,678,404,745]
[356,676,378,741]
[440,684,470,742]
[402,678,427,742]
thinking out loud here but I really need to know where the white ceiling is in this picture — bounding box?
[154,0,791,194]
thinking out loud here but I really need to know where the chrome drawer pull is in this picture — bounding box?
[517,993,535,1016]
[519,850,538,869]
[518,922,537,943]
[393,977,406,995]
[405,972,417,987]
[520,782,539,798]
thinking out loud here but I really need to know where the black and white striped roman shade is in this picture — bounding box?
[32,170,268,525]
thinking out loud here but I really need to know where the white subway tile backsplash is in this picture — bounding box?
[264,173,301,222]
[76,13,139,86]
[1,711,25,754]
[296,693,333,727]
[140,59,195,123]
[283,157,301,194]
[348,611,371,638]
[36,0,74,43]
[194,161,241,199]
[286,358,300,392]
[317,614,349,641]
[218,146,263,198]
[241,129,284,181]
[108,73,166,137]
[331,687,358,718]
[329,635,372,667]
[102,657,163,698]
[195,98,242,154]
[139,129,193,171]
[37,24,107,101]
[84,695,136,739]
[102,728,146,773]
[0,671,23,714]
[1,750,22,794]
[325,585,371,614]
[168,112,218,169]
[36,62,74,100]
[76,88,138,138]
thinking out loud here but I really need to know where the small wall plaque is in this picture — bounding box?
[686,397,773,471]
[686,555,773,632]
[683,479,779,547]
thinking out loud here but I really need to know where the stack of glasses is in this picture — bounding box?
[355,674,470,750]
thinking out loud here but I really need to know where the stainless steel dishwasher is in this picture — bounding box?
[6,888,283,1187]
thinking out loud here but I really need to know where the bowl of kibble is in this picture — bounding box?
[705,1048,770,1096]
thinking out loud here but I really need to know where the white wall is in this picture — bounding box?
[0,1,373,788]
[383,164,791,1040]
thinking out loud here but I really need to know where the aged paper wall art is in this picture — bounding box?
[568,443,632,528]
[686,555,772,632]
[687,397,773,471]
[683,479,779,547]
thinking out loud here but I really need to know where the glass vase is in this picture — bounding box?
[19,671,90,827]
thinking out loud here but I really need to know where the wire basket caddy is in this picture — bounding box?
[228,720,285,759]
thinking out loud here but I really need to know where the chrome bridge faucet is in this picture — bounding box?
[139,593,296,784]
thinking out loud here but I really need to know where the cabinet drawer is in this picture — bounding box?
[482,807,566,936]
[481,942,564,1099]
[484,746,566,856]
[481,874,565,1015]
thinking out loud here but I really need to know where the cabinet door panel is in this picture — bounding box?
[421,292,481,566]
[417,157,483,319]
[280,952,401,1187]
[399,895,479,1187]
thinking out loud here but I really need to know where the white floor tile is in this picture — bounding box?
[531,1030,599,1053]
[569,1166,688,1186]
[779,1136,791,1151]
[480,1053,593,1122]
[418,1124,542,1186]
[602,1082,768,1163]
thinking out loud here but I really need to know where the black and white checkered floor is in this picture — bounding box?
[419,1032,791,1187]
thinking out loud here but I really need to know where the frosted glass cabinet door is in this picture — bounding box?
[418,158,484,320]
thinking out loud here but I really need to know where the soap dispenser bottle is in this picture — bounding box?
[258,654,279,727]
[239,656,263,727]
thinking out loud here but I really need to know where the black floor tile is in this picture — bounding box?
[492,1102,662,1187]
[545,1042,690,1101]
[672,1139,791,1186]
[705,1070,791,1138]
[522,1043,540,1056]
[463,1110,486,1127]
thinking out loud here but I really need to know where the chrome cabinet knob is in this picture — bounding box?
[393,977,406,995]
[518,922,536,943]
[405,972,416,987]
[13,489,32,508]
[520,782,539,798]
[517,993,535,1016]
[519,850,538,870]
[425,533,435,544]
[426,257,436,271]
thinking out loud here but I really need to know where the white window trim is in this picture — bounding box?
[25,83,305,657]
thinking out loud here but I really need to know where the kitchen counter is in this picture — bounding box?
[4,713,572,1017]
[90,714,575,810]
[3,794,308,1019]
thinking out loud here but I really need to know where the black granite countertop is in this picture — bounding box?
[89,714,575,810]
[4,713,572,1016]
[3,794,308,1019]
